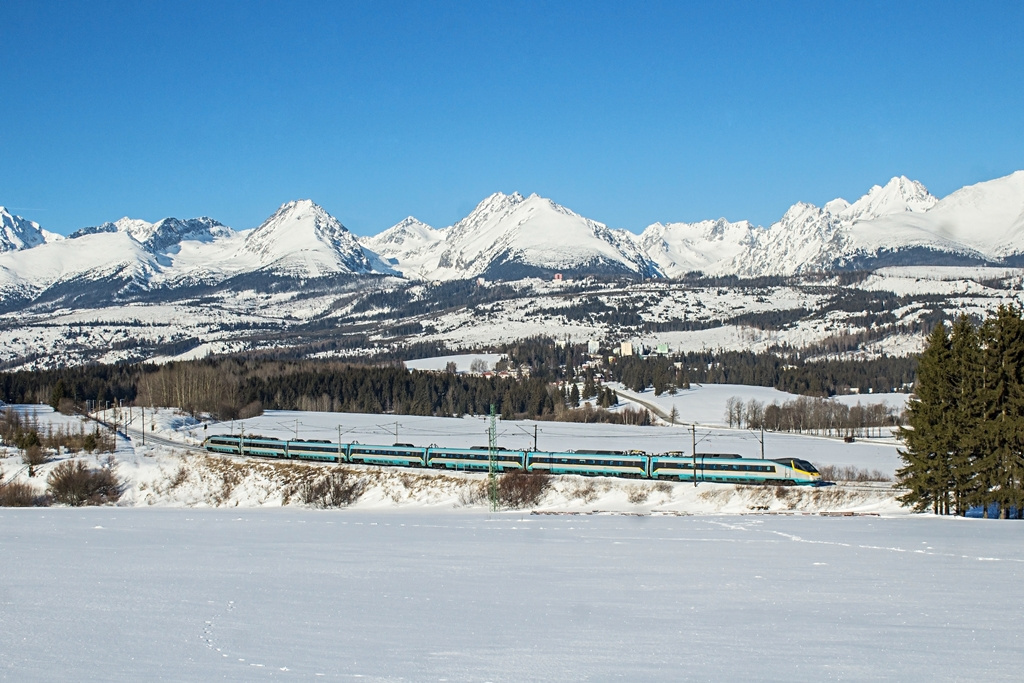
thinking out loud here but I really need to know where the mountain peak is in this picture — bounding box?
[242,199,373,276]
[839,176,937,223]
[0,207,48,253]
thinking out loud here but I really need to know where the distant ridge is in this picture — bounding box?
[1,171,1024,307]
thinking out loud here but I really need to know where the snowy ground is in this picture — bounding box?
[404,353,505,373]
[608,382,908,427]
[4,393,904,515]
[1,509,1022,681]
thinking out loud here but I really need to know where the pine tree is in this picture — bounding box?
[973,306,1024,518]
[947,315,983,515]
[898,323,955,513]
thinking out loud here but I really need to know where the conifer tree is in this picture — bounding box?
[898,323,954,513]
[973,306,1024,518]
[947,314,983,515]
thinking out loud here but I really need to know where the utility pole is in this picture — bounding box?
[692,424,697,487]
[761,425,765,459]
[515,424,539,451]
[488,404,499,512]
[141,406,145,446]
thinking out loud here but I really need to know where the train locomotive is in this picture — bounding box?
[203,434,822,486]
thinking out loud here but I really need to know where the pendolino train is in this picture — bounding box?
[203,434,822,486]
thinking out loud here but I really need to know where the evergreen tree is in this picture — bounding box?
[947,315,984,515]
[898,323,955,513]
[973,306,1024,518]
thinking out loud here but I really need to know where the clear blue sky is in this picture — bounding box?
[2,1,1022,236]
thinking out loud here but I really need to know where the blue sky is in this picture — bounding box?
[2,1,1022,236]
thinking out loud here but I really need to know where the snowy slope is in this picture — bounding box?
[637,218,758,278]
[0,231,160,296]
[358,216,445,278]
[418,192,655,280]
[836,176,938,223]
[72,216,233,253]
[360,216,444,260]
[858,171,1024,259]
[239,199,379,277]
[0,207,50,253]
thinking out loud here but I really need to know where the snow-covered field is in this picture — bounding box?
[1,509,1021,681]
[610,382,908,426]
[3,385,906,515]
[3,398,1021,679]
[404,353,505,373]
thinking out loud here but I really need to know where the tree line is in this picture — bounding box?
[899,306,1024,518]
[724,395,901,438]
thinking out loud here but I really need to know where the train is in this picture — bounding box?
[203,434,823,486]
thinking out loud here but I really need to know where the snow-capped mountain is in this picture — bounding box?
[0,207,60,253]
[388,192,656,280]
[3,170,1024,306]
[836,176,938,223]
[240,199,380,278]
[360,217,444,260]
[359,217,445,278]
[854,171,1024,260]
[638,218,758,278]
[71,216,233,253]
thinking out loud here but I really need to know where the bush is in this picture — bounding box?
[46,459,122,506]
[626,485,649,504]
[22,445,48,471]
[499,472,550,509]
[293,469,366,508]
[0,481,46,507]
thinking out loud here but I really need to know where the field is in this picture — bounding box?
[2,387,1021,680]
[2,509,1021,681]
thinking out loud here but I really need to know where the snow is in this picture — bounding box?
[0,206,48,252]
[240,199,378,277]
[1,508,1021,680]
[3,171,1024,296]
[9,404,1018,679]
[404,352,505,373]
[836,176,938,223]
[610,382,908,427]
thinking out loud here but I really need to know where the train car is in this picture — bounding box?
[768,458,822,485]
[204,435,243,455]
[526,450,648,478]
[285,439,344,463]
[239,435,289,458]
[348,443,427,467]
[426,446,526,472]
[649,452,820,485]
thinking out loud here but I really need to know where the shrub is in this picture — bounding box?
[626,485,649,504]
[46,459,122,506]
[22,445,49,471]
[294,469,366,508]
[499,472,550,509]
[0,481,46,507]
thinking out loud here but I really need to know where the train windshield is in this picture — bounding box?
[795,459,819,473]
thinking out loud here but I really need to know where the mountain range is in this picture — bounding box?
[2,171,1024,306]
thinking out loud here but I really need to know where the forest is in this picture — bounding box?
[899,306,1024,518]
[0,339,915,425]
